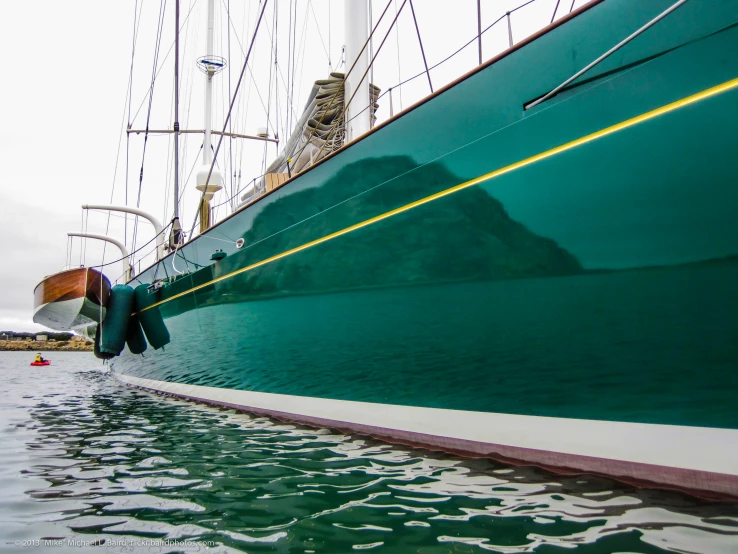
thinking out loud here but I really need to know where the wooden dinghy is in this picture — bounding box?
[33,267,111,331]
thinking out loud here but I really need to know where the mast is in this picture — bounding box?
[344,0,371,142]
[204,0,215,168]
[170,0,182,249]
[195,0,224,234]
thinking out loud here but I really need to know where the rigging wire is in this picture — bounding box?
[162,100,174,221]
[103,0,142,273]
[225,0,549,213]
[126,0,557,266]
[220,0,282,137]
[179,0,202,227]
[227,0,234,211]
[314,0,409,162]
[233,0,255,204]
[288,0,395,173]
[287,0,298,137]
[369,0,374,100]
[274,0,282,149]
[286,0,293,136]
[262,1,277,175]
[132,0,168,255]
[182,146,204,203]
[328,1,331,69]
[124,133,131,248]
[294,1,312,110]
[218,0,549,213]
[188,0,270,240]
[88,222,173,271]
[87,210,154,223]
[308,1,332,70]
[128,0,201,127]
[408,0,433,93]
[79,211,84,267]
[83,210,89,266]
[212,0,228,223]
[255,5,302,128]
[551,0,562,23]
[124,0,144,251]
[175,145,205,234]
[164,0,198,230]
[291,0,298,133]
[182,15,625,279]
[162,0,181,231]
[163,0,198,225]
[122,0,201,272]
[394,0,403,111]
[361,0,539,116]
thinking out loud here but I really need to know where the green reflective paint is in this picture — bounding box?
[117,0,738,429]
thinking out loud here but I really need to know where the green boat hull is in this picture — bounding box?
[113,0,738,496]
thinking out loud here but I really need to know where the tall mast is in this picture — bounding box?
[195,0,224,234]
[203,0,215,167]
[174,0,180,215]
[344,0,371,142]
[170,0,182,248]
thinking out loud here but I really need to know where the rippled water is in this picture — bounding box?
[1,352,737,553]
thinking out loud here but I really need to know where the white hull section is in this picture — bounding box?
[33,297,105,332]
[115,373,738,498]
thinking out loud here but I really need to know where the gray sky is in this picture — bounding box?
[0,0,589,332]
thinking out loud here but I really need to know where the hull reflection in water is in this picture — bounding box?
[4,358,737,552]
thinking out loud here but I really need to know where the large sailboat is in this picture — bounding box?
[38,0,738,498]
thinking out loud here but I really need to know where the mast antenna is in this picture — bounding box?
[195,0,227,234]
[188,0,269,241]
[170,0,183,249]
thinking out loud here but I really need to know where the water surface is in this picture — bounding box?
[1,351,737,553]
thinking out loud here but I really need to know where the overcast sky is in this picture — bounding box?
[0,0,590,332]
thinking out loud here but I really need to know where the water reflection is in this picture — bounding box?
[208,156,585,305]
[4,360,737,553]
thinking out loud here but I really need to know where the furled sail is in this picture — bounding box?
[241,73,379,204]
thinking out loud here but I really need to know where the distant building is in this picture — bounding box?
[36,335,48,342]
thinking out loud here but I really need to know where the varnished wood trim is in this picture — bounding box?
[34,268,111,310]
[86,267,111,307]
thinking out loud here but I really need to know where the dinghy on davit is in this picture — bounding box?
[33,267,110,332]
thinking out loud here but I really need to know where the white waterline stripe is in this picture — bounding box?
[115,374,738,476]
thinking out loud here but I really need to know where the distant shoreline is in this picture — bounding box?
[0,340,92,352]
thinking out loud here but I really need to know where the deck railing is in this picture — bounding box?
[127,0,587,276]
